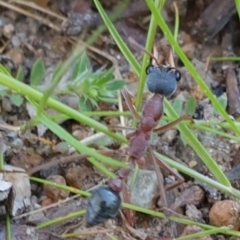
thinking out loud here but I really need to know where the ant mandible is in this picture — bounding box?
[85,40,190,227]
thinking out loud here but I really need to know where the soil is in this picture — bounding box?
[0,0,240,239]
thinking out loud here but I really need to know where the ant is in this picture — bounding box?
[86,41,191,227]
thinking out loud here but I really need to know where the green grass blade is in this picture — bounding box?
[177,227,229,240]
[93,0,141,74]
[0,72,127,144]
[235,0,240,20]
[155,151,240,198]
[143,0,232,186]
[121,203,240,237]
[5,208,11,240]
[173,2,179,41]
[211,56,240,61]
[164,99,231,186]
[36,209,86,230]
[29,176,90,197]
[135,0,162,116]
[94,0,231,186]
[37,111,126,168]
[145,0,240,137]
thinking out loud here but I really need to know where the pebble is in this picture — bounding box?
[161,129,177,144]
[43,175,69,202]
[2,98,12,112]
[6,47,23,67]
[127,169,159,209]
[3,24,14,38]
[209,200,240,230]
[188,160,198,168]
[10,152,43,172]
[3,165,31,216]
[65,165,90,189]
[11,35,21,47]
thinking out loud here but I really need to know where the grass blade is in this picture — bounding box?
[93,0,141,74]
[145,0,240,137]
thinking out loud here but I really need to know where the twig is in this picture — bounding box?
[0,1,61,32]
[12,0,66,21]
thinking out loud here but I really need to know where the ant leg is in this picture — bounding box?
[149,148,168,208]
[153,152,184,191]
[153,114,192,133]
[121,182,135,226]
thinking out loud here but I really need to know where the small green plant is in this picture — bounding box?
[0,52,125,111]
[67,51,125,111]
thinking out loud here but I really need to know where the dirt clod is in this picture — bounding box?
[209,200,240,230]
[43,175,69,202]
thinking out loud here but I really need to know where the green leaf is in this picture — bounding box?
[80,78,91,93]
[213,93,227,115]
[72,52,89,80]
[0,90,7,96]
[172,97,182,115]
[30,58,45,87]
[51,62,63,83]
[94,68,113,86]
[184,96,197,115]
[10,94,24,107]
[16,66,24,82]
[78,96,92,111]
[180,132,187,146]
[0,64,11,76]
[105,79,125,91]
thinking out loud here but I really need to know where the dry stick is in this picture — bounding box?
[27,149,117,175]
[13,0,66,21]
[0,122,20,132]
[0,1,61,32]
[13,194,80,220]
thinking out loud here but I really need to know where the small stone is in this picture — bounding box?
[209,200,240,230]
[3,165,31,216]
[11,36,21,47]
[188,160,197,168]
[11,138,23,148]
[2,98,12,112]
[6,47,23,67]
[161,129,177,144]
[185,204,203,220]
[10,152,43,172]
[3,24,14,38]
[65,166,90,189]
[43,175,69,202]
[181,225,213,239]
[127,169,159,209]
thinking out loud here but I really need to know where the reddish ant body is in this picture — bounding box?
[86,44,190,227]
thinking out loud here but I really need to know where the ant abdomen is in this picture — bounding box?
[86,185,121,227]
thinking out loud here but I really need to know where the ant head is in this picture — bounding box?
[146,65,181,97]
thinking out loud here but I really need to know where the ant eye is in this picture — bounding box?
[175,70,181,81]
[146,65,154,75]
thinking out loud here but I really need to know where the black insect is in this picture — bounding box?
[85,185,121,227]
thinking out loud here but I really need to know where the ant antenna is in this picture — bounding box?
[128,37,160,65]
